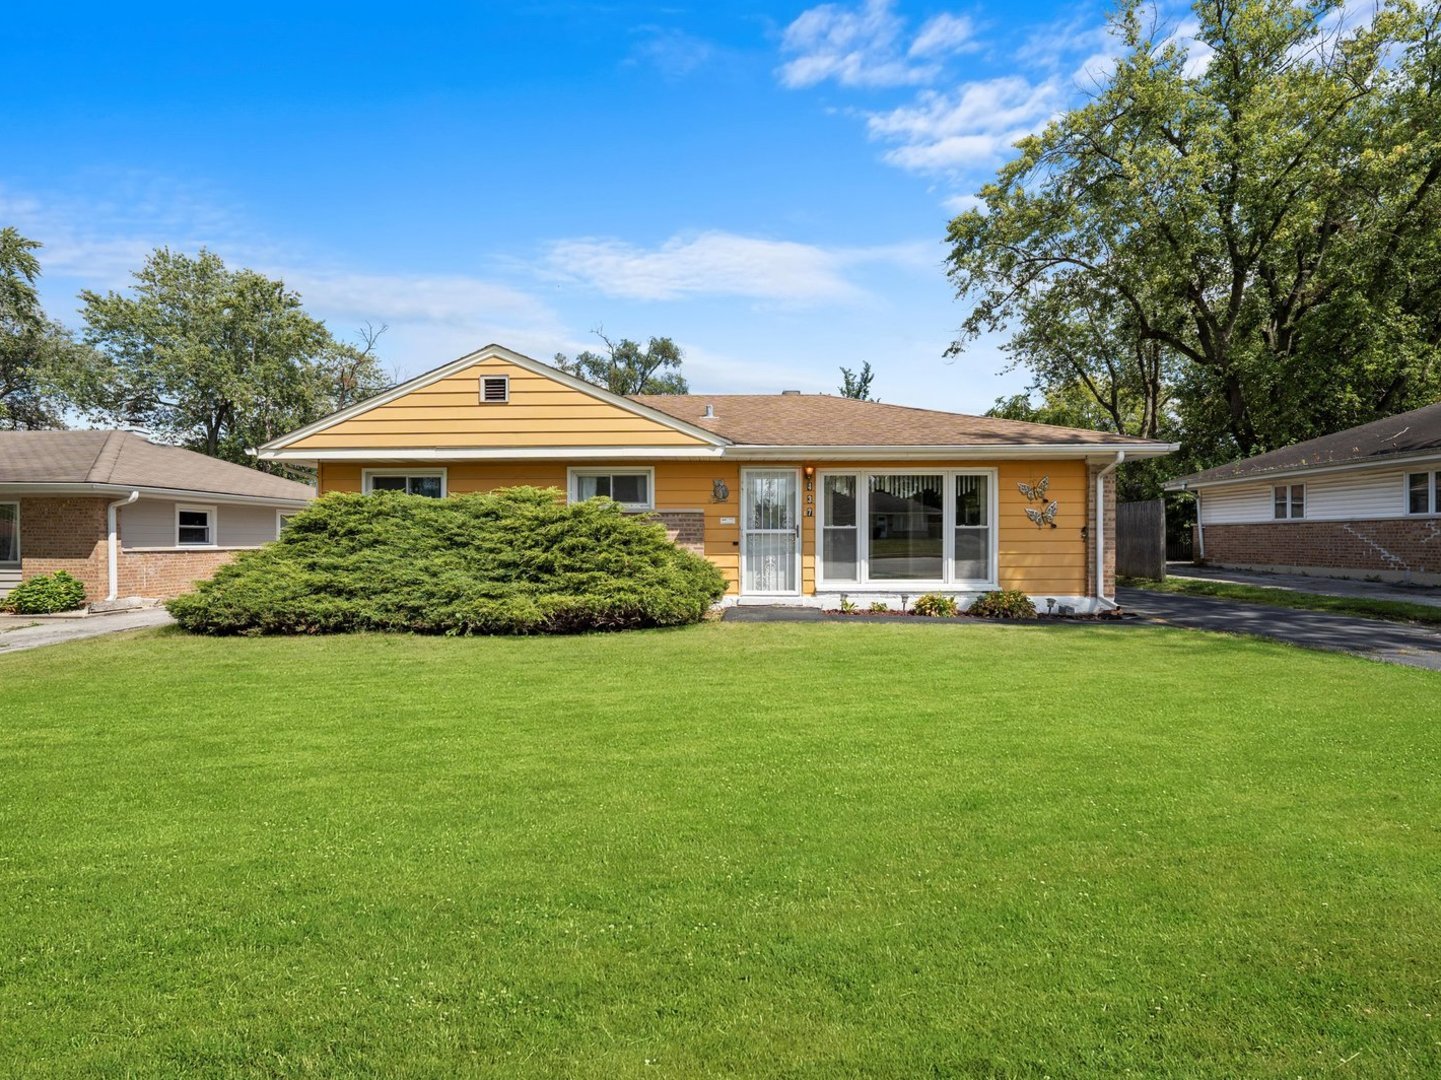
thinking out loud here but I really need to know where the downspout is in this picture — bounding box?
[1096,452,1125,606]
[1193,487,1204,562]
[106,491,140,601]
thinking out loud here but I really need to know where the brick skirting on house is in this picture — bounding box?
[15,495,248,603]
[649,510,706,555]
[1201,518,1441,578]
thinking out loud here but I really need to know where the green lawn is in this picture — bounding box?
[2,622,1439,1078]
[1121,574,1441,626]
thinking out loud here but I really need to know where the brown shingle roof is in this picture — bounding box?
[629,393,1166,448]
[1168,400,1441,487]
[0,431,315,501]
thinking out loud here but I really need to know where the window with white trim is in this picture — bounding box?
[569,469,654,511]
[817,470,995,585]
[364,471,445,498]
[1273,484,1304,519]
[480,375,509,403]
[176,504,215,547]
[0,501,18,564]
[277,511,300,536]
[1407,471,1439,515]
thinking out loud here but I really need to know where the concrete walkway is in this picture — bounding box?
[1167,563,1441,608]
[1117,586,1441,671]
[0,607,174,655]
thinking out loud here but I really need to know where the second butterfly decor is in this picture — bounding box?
[1018,475,1059,528]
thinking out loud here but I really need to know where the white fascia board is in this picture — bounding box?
[261,442,1174,464]
[259,343,731,452]
[258,446,726,462]
[0,481,314,508]
[725,443,1178,461]
[1164,449,1441,491]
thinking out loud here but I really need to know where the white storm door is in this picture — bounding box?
[741,469,801,595]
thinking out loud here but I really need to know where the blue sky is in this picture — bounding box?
[4,0,1132,412]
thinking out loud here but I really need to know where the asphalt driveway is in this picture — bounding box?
[0,608,175,655]
[1117,586,1441,671]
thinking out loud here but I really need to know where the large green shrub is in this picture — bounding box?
[167,487,727,636]
[3,570,87,614]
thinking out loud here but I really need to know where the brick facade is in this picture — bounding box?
[1201,518,1441,579]
[14,495,246,604]
[16,496,109,599]
[649,510,706,555]
[1084,465,1117,597]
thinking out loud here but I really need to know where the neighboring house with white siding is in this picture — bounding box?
[0,431,313,604]
[1165,402,1441,584]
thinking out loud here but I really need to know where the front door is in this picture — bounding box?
[741,469,801,595]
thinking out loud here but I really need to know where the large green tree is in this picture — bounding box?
[554,331,689,395]
[948,0,1441,466]
[0,227,96,429]
[73,248,389,466]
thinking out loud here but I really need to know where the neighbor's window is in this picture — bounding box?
[571,469,653,511]
[1274,484,1305,519]
[1407,472,1438,515]
[818,470,993,586]
[176,505,215,547]
[277,511,300,537]
[0,502,18,564]
[365,472,445,498]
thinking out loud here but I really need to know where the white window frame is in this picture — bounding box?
[479,374,510,403]
[0,501,19,566]
[1273,483,1305,520]
[175,503,218,548]
[814,468,999,590]
[567,467,656,512]
[1405,471,1439,516]
[362,468,449,498]
[276,509,300,537]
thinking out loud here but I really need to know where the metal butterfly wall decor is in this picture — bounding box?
[1017,475,1060,529]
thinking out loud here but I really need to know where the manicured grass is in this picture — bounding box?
[1121,574,1441,626]
[2,622,1439,1078]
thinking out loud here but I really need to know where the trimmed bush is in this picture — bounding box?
[4,570,87,614]
[967,589,1038,619]
[168,487,728,636]
[911,593,959,617]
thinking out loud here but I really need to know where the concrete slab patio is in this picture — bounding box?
[0,608,175,655]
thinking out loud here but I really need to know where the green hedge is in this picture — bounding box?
[168,487,727,636]
[3,570,88,614]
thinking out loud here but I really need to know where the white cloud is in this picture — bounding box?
[908,13,979,59]
[777,0,974,89]
[543,230,926,305]
[626,26,715,79]
[941,192,984,214]
[866,75,1062,173]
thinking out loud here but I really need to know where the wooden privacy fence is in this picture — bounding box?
[1117,499,1167,580]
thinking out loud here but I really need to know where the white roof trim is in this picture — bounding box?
[259,343,732,452]
[258,442,1174,464]
[1165,448,1441,491]
[0,481,313,507]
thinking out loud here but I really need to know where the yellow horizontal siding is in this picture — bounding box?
[288,360,709,450]
[318,457,1092,598]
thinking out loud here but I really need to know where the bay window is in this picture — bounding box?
[817,469,995,586]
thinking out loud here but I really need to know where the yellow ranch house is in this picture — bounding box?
[259,344,1176,611]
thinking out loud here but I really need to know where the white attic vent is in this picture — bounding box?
[701,403,716,419]
[480,375,510,403]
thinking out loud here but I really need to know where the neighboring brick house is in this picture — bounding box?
[1166,401,1441,585]
[0,431,314,605]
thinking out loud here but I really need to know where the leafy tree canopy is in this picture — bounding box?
[948,0,1441,475]
[0,227,97,430]
[555,330,689,395]
[70,248,389,468]
[839,361,877,400]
